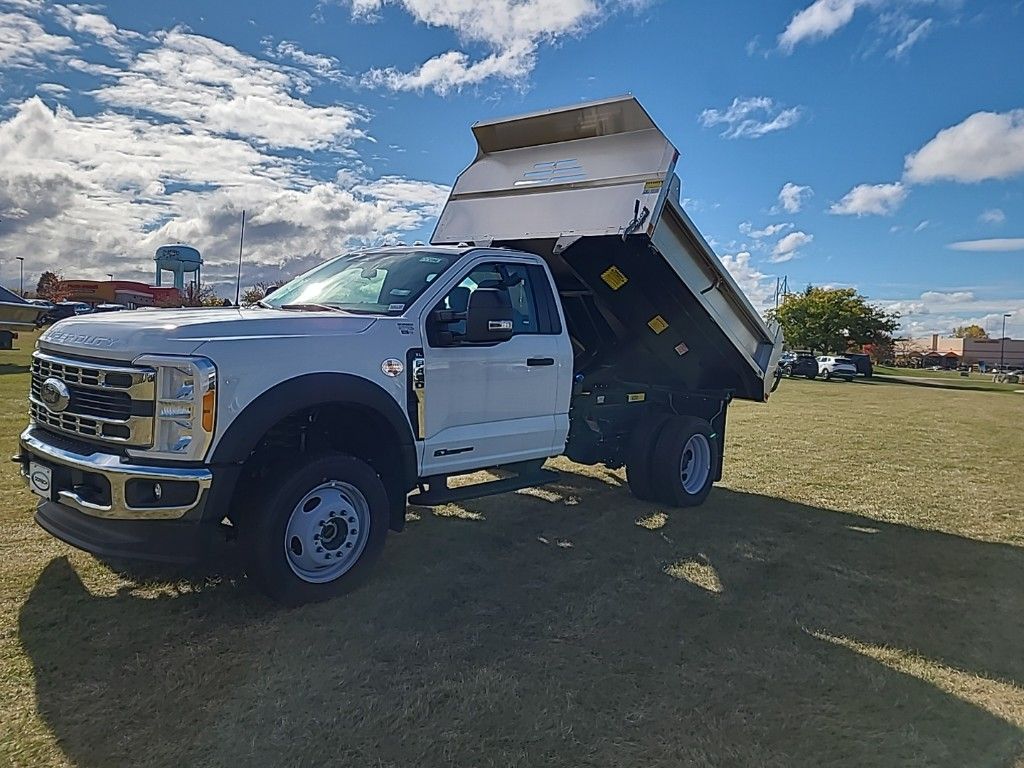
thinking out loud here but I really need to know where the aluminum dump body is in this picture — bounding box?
[432,96,783,402]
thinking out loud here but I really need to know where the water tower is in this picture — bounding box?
[154,244,202,291]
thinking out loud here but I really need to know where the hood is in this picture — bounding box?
[38,308,377,361]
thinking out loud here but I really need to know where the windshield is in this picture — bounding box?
[262,249,460,315]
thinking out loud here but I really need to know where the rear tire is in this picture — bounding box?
[626,411,672,502]
[649,416,720,508]
[804,371,817,380]
[242,453,390,605]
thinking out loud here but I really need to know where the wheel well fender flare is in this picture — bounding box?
[210,373,418,489]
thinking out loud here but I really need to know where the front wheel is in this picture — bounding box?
[649,416,720,507]
[243,453,390,605]
[823,369,832,381]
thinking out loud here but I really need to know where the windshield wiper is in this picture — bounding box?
[279,303,347,313]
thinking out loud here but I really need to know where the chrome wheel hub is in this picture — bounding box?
[284,481,370,584]
[679,433,712,495]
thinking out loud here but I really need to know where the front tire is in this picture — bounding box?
[649,417,720,507]
[243,453,390,605]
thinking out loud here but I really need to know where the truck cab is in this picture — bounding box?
[17,96,782,604]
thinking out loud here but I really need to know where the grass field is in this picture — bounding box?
[873,365,1023,393]
[2,330,1024,767]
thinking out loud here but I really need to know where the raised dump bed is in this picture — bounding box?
[432,95,782,402]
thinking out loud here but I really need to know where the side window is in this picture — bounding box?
[439,261,540,336]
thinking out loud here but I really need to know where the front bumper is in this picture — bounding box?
[18,426,212,520]
[16,426,229,564]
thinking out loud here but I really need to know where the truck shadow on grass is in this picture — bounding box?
[18,471,1024,767]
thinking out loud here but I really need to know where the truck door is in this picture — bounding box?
[418,258,570,476]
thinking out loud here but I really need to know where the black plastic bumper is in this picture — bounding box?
[34,497,223,565]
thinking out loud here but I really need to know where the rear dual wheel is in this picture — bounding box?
[627,414,720,507]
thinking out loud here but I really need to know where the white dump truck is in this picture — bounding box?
[16,96,783,603]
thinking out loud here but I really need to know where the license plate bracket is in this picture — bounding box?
[28,461,53,501]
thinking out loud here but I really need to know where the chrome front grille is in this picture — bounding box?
[30,351,155,446]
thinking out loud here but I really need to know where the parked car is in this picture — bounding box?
[778,350,818,379]
[43,301,92,324]
[818,355,857,381]
[845,352,874,378]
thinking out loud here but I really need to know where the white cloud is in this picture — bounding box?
[36,82,70,96]
[947,239,1024,252]
[699,97,803,140]
[920,290,975,304]
[265,39,351,85]
[740,221,793,239]
[879,294,1024,338]
[979,208,1005,225]
[886,16,932,59]
[771,231,814,262]
[0,10,74,69]
[352,0,650,95]
[913,219,929,232]
[904,109,1024,183]
[778,0,865,53]
[720,251,776,310]
[51,4,143,57]
[93,30,367,151]
[777,182,812,213]
[885,300,928,315]
[778,0,938,58]
[363,40,536,95]
[0,10,452,295]
[829,182,907,216]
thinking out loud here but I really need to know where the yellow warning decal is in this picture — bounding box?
[643,179,663,194]
[648,315,669,334]
[627,393,646,403]
[601,266,628,290]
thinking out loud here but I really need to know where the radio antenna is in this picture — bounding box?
[234,209,246,306]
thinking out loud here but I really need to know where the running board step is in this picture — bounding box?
[408,469,561,507]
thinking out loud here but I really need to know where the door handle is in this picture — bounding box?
[526,357,555,367]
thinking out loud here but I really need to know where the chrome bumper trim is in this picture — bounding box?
[18,427,212,521]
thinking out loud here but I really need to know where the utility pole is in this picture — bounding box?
[15,256,24,296]
[1000,313,1012,370]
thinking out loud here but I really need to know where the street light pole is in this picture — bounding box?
[1001,313,1012,370]
[15,256,24,296]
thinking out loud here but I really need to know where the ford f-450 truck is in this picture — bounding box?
[16,97,783,604]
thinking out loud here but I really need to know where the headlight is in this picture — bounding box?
[128,355,217,462]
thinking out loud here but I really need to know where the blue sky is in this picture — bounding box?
[0,0,1022,337]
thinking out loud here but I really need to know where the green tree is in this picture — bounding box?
[35,270,64,300]
[953,324,988,339]
[767,285,899,354]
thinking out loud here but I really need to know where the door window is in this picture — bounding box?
[436,262,540,338]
